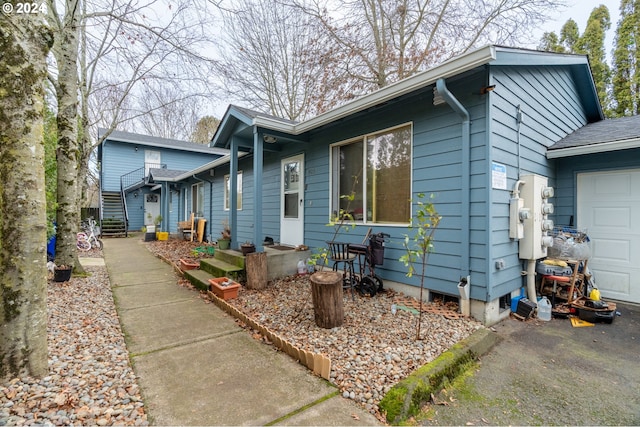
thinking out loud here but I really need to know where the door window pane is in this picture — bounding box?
[283,161,300,218]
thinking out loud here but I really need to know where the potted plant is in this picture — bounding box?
[53,265,73,282]
[154,215,169,241]
[218,219,231,250]
[241,241,256,255]
[179,258,199,270]
[209,277,241,300]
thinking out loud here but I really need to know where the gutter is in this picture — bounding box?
[546,137,640,158]
[436,78,471,284]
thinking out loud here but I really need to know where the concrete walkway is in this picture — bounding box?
[101,236,381,426]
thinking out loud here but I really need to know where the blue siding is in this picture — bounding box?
[174,60,602,306]
[222,66,596,302]
[301,72,491,299]
[100,139,220,232]
[487,65,591,300]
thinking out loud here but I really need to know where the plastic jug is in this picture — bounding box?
[590,288,601,301]
[297,259,307,275]
[537,296,552,321]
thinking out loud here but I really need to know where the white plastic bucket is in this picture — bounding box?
[538,296,552,321]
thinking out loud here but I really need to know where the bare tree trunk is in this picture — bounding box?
[53,0,84,273]
[0,13,53,380]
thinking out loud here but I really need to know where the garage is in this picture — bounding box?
[548,115,640,305]
[576,169,640,303]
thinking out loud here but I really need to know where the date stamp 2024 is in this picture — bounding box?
[2,2,47,15]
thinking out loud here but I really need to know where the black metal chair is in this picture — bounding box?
[326,241,357,300]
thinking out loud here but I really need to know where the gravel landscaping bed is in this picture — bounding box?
[147,239,484,419]
[0,263,147,426]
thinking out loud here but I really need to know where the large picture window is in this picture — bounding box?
[224,172,243,210]
[331,124,412,224]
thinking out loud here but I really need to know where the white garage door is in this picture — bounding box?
[577,169,640,303]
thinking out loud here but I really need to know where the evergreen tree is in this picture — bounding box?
[538,7,612,116]
[613,0,640,116]
[579,6,612,114]
[539,31,565,52]
[560,19,581,52]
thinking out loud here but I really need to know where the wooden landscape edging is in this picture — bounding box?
[206,290,332,380]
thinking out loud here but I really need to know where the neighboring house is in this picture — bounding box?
[97,128,229,236]
[98,45,640,325]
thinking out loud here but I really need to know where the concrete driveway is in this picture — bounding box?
[419,301,640,426]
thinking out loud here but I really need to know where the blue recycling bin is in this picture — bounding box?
[47,222,56,261]
[47,235,56,261]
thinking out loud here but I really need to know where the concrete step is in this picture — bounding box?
[213,249,246,269]
[199,258,243,281]
[183,269,214,291]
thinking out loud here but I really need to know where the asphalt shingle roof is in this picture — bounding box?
[99,128,228,155]
[148,168,188,181]
[549,115,640,151]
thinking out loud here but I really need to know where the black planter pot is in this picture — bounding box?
[144,232,156,242]
[53,267,72,282]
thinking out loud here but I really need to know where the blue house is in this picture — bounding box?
[97,128,228,236]
[99,45,640,324]
[206,45,640,324]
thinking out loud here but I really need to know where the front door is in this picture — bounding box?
[144,193,160,226]
[280,155,304,246]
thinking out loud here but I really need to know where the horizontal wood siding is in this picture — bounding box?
[488,65,589,300]
[101,140,219,192]
[303,72,491,298]
[102,141,145,192]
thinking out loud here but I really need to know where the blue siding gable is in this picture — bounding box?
[486,64,595,300]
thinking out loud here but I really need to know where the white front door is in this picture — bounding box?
[281,155,304,246]
[577,169,640,303]
[144,193,160,226]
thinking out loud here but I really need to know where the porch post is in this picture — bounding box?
[253,129,263,251]
[230,136,239,249]
[161,182,169,232]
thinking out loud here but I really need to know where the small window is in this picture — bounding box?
[331,124,412,224]
[224,172,243,210]
[192,182,204,217]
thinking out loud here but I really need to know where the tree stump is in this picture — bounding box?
[310,271,344,328]
[246,252,267,290]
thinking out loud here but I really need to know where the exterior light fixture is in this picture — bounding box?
[263,135,277,143]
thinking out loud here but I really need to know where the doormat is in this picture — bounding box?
[570,317,594,327]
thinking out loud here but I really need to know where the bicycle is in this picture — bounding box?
[77,232,91,251]
[77,217,103,251]
[348,231,390,297]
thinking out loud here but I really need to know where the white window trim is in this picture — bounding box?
[224,171,243,211]
[191,182,204,217]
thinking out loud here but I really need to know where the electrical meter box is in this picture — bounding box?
[518,174,554,259]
